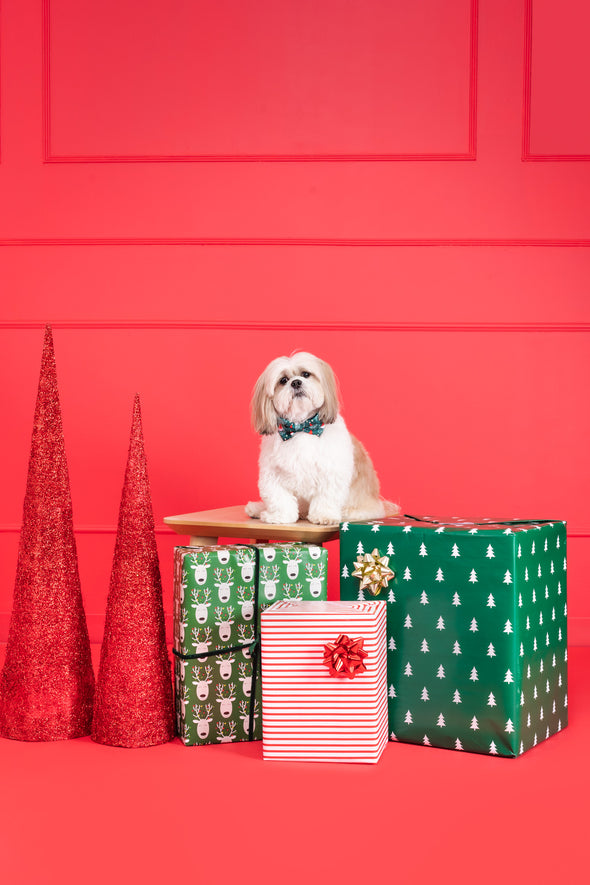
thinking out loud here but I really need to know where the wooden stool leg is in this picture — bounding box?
[189,535,218,547]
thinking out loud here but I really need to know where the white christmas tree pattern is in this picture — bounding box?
[340,517,568,757]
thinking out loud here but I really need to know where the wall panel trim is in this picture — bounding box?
[522,0,590,162]
[2,320,590,333]
[0,524,175,536]
[0,615,586,646]
[42,0,478,164]
[2,524,589,537]
[2,238,590,247]
[2,321,590,334]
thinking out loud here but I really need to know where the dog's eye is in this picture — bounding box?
[279,376,289,385]
[301,371,311,378]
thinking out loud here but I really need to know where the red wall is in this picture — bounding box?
[1,0,589,644]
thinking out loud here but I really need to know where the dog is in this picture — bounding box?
[245,352,400,525]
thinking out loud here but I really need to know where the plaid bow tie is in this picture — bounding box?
[277,412,325,441]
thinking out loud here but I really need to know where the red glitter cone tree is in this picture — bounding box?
[0,325,95,740]
[92,394,175,747]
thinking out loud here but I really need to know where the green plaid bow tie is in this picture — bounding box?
[277,412,325,441]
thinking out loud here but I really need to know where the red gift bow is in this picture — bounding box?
[323,634,368,679]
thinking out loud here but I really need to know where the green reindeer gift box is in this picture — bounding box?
[173,543,328,746]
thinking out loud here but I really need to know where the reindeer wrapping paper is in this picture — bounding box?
[173,544,328,746]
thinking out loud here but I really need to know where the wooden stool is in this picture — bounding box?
[163,504,340,547]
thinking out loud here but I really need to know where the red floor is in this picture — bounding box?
[1,645,588,885]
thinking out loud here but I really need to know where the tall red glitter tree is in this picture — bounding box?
[92,394,175,747]
[0,325,95,740]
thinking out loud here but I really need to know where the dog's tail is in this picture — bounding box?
[343,498,402,521]
[382,499,402,517]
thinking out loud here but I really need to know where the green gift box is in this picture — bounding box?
[173,543,328,746]
[339,516,568,757]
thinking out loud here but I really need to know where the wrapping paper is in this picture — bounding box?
[340,516,568,756]
[173,543,328,746]
[260,599,388,763]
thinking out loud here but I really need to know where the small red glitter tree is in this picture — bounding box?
[92,394,175,747]
[0,325,95,740]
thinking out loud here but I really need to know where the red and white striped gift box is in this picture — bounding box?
[260,599,388,763]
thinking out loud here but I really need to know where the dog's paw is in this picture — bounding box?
[260,507,299,525]
[246,500,263,519]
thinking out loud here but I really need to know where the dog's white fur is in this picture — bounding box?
[246,352,400,525]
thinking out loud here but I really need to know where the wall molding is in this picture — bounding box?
[42,0,478,164]
[0,524,175,536]
[1,320,590,334]
[1,615,589,647]
[522,0,590,162]
[2,237,590,248]
[1,523,589,537]
[0,611,172,645]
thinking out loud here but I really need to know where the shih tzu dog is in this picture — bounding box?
[246,352,400,525]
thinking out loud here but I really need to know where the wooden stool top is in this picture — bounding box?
[163,504,340,545]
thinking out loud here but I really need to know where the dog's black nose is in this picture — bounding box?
[291,378,303,389]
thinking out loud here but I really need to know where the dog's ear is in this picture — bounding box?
[251,370,278,435]
[316,359,340,425]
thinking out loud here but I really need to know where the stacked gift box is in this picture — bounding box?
[173,542,328,746]
[173,515,568,760]
[339,515,568,757]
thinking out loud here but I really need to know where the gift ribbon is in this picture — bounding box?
[172,545,261,742]
[352,548,395,596]
[323,634,368,679]
[403,514,555,527]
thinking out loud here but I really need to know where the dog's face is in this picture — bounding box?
[251,352,340,434]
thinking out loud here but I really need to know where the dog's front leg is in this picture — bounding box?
[257,475,299,525]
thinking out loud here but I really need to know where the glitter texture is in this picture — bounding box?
[91,395,175,748]
[0,326,95,741]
